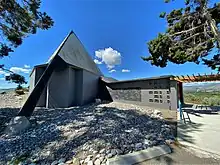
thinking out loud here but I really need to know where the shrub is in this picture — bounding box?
[202,96,220,106]
[15,89,24,95]
[202,97,209,105]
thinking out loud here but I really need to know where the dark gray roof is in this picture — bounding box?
[101,75,173,84]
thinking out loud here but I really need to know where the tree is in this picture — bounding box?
[142,0,220,71]
[0,0,53,87]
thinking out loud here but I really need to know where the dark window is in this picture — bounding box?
[149,91,153,94]
[149,81,152,85]
[167,91,170,94]
[160,100,163,103]
[159,91,162,94]
[154,95,159,98]
[154,91,158,94]
[154,99,159,103]
[160,95,162,98]
[149,99,153,102]
[167,100,170,103]
[167,95,170,99]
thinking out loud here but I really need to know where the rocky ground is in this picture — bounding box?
[0,91,176,165]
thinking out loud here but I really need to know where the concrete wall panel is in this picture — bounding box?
[105,78,178,110]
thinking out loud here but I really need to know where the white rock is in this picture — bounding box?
[99,148,105,154]
[95,154,101,158]
[94,159,101,165]
[135,143,142,149]
[72,158,80,165]
[110,149,117,156]
[80,160,84,164]
[58,158,66,163]
[51,160,58,165]
[4,116,30,136]
[154,110,162,116]
[87,160,93,165]
[99,156,104,162]
[107,153,113,158]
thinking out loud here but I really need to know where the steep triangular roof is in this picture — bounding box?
[48,31,102,75]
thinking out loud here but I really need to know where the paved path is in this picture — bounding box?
[136,144,220,165]
[177,109,220,157]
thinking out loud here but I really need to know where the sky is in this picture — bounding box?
[0,0,219,89]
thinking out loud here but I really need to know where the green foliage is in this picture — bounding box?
[184,91,220,106]
[0,0,54,58]
[5,73,27,86]
[0,0,53,88]
[143,0,220,70]
[159,12,166,18]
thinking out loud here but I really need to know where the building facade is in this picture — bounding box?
[27,31,180,116]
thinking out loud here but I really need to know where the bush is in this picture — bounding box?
[202,96,220,106]
[15,89,24,95]
[202,97,209,105]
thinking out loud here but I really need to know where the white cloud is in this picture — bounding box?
[0,70,6,75]
[122,69,130,73]
[10,67,31,74]
[94,59,102,65]
[0,77,5,80]
[109,69,116,73]
[24,64,30,68]
[95,47,121,69]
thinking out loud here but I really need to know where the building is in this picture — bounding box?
[19,31,181,117]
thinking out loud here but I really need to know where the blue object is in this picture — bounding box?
[179,100,182,120]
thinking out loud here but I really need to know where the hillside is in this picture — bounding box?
[183,82,220,92]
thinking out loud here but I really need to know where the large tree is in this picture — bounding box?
[142,0,220,71]
[0,0,53,88]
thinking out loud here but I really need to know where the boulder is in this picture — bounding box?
[4,116,30,136]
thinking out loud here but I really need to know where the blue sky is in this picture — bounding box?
[0,0,219,89]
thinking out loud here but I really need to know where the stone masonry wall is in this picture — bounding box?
[107,87,141,102]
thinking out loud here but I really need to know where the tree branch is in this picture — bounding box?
[169,23,205,37]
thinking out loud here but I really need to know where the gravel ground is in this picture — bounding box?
[0,91,175,165]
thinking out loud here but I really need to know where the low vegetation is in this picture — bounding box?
[184,91,220,106]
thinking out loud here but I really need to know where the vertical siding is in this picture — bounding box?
[82,70,99,105]
[46,67,70,108]
[29,69,35,94]
[75,69,83,105]
[35,67,47,107]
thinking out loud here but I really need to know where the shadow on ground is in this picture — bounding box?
[0,103,175,164]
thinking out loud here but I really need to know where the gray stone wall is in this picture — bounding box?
[107,87,141,102]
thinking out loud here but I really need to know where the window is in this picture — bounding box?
[167,95,170,99]
[159,91,162,94]
[149,99,153,102]
[154,99,159,103]
[154,95,159,98]
[167,91,170,94]
[149,91,153,94]
[160,95,162,98]
[160,100,163,103]
[154,91,158,94]
[167,100,170,103]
